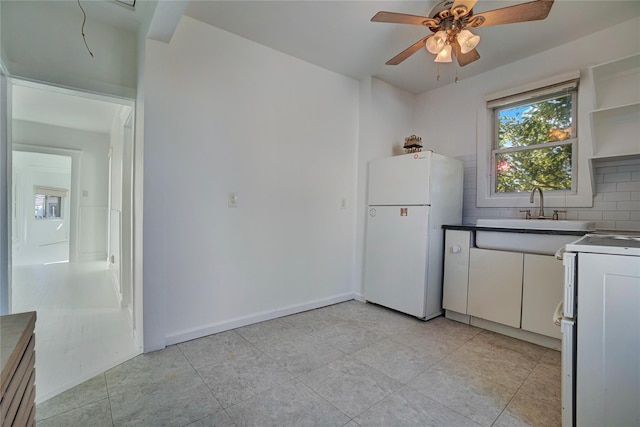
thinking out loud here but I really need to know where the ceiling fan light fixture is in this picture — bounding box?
[457,29,480,54]
[425,30,448,54]
[434,44,452,63]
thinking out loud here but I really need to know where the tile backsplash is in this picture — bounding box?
[458,154,640,231]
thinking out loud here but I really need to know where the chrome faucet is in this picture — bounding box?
[529,186,544,218]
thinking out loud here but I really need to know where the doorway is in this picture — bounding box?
[12,151,72,266]
[8,80,141,403]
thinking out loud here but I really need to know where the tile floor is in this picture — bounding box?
[35,300,561,427]
[12,257,141,403]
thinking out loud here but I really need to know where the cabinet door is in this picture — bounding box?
[468,248,523,328]
[442,230,471,314]
[521,254,563,339]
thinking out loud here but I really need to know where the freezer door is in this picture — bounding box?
[364,205,430,318]
[368,153,431,206]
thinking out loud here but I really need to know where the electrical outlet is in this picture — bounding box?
[228,192,238,208]
[341,198,347,209]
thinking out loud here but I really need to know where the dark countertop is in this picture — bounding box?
[442,224,591,236]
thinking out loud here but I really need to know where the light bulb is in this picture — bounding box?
[426,30,448,54]
[434,44,452,63]
[457,29,480,54]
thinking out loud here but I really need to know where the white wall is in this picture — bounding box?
[354,77,416,297]
[12,120,110,260]
[143,16,359,350]
[0,1,137,98]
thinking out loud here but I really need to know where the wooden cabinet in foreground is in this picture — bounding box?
[1,311,36,427]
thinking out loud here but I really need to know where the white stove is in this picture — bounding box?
[564,232,640,256]
[561,231,640,426]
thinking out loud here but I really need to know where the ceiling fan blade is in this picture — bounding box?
[468,0,554,28]
[452,40,480,67]
[386,35,431,65]
[371,11,438,27]
[451,0,478,15]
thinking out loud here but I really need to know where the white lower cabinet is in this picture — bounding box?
[467,248,523,328]
[442,230,471,314]
[521,254,563,339]
[443,230,566,340]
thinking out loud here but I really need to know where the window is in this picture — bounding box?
[34,186,67,219]
[490,81,577,194]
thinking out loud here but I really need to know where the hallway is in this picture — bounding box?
[12,260,140,403]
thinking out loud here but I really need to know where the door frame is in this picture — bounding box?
[3,77,142,348]
[0,60,11,315]
[13,145,80,262]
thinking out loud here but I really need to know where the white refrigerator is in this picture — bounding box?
[364,152,463,319]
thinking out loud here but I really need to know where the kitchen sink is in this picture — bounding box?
[475,219,596,255]
[476,218,596,231]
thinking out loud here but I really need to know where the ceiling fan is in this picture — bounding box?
[371,0,554,67]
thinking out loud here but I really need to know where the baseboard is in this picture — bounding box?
[109,265,123,306]
[77,252,107,262]
[445,310,471,324]
[164,292,356,347]
[470,316,562,350]
[352,292,365,302]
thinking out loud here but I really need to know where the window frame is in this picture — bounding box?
[475,70,594,209]
[490,87,578,196]
[33,186,67,220]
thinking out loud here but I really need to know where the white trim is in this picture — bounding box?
[0,64,10,315]
[487,79,579,109]
[484,70,580,104]
[9,77,134,108]
[34,186,68,198]
[164,293,356,346]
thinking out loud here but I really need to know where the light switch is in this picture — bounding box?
[83,190,89,197]
[228,192,238,208]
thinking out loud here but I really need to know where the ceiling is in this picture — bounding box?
[184,0,640,94]
[12,85,124,134]
[9,1,640,133]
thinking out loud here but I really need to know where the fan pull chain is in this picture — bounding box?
[455,66,459,83]
[436,63,440,81]
[78,0,94,58]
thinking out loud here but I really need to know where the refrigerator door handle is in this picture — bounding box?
[563,252,577,318]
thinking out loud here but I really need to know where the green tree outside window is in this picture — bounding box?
[494,92,576,193]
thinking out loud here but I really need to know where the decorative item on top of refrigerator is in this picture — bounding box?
[403,135,423,153]
[364,151,463,319]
